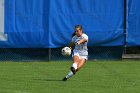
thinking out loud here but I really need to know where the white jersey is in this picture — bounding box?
[72,33,88,56]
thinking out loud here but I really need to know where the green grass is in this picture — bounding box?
[0,60,140,93]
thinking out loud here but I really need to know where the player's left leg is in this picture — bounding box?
[76,58,86,72]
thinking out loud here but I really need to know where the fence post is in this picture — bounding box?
[123,0,127,54]
[48,48,51,61]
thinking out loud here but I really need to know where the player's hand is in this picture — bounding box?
[77,41,81,45]
[68,46,72,49]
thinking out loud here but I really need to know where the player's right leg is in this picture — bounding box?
[62,55,79,81]
[71,55,79,74]
[63,71,73,81]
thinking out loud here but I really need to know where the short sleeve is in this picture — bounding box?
[72,36,75,42]
[83,34,88,41]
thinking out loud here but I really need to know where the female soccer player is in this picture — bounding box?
[63,25,88,81]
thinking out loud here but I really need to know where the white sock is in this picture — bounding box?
[66,71,74,79]
[72,63,77,70]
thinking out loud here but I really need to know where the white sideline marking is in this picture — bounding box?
[2,90,30,93]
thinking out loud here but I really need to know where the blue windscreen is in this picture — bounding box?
[1,0,124,48]
[127,0,140,46]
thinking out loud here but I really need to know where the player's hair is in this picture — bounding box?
[74,25,82,31]
[72,33,76,37]
[72,25,83,37]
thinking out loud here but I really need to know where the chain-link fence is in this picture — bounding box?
[0,46,125,62]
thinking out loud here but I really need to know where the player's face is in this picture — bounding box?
[75,28,83,37]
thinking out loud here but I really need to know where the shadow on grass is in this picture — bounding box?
[33,78,63,82]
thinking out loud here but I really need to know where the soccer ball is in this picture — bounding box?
[61,47,71,56]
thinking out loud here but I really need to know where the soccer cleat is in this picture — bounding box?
[71,67,76,74]
[62,77,67,81]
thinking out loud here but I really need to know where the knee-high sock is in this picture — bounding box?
[72,63,77,70]
[66,71,74,79]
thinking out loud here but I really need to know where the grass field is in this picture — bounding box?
[0,60,140,93]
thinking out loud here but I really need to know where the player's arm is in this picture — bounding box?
[68,42,74,49]
[77,38,87,45]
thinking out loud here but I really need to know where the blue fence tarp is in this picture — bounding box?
[127,0,140,46]
[48,0,124,47]
[0,0,139,48]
